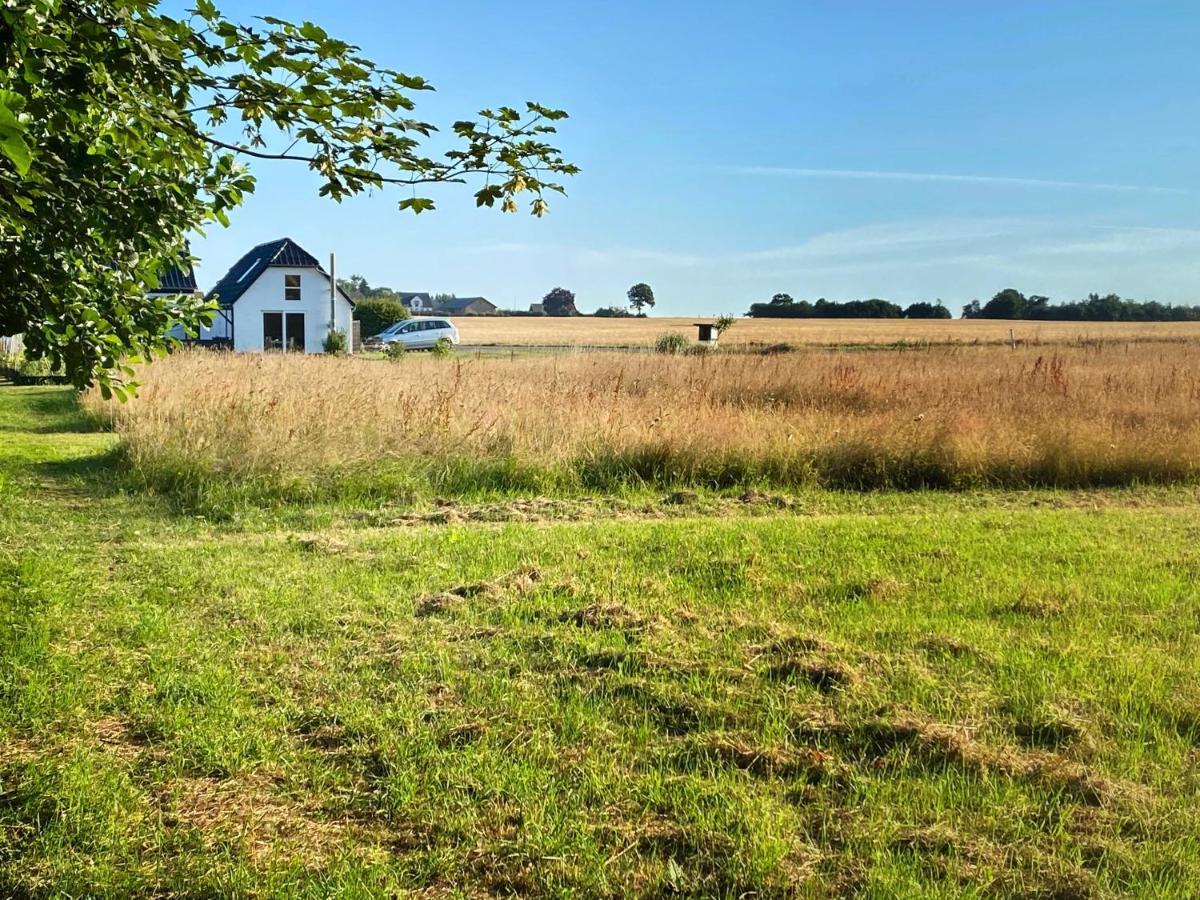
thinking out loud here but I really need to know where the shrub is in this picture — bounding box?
[17,355,56,376]
[322,329,347,354]
[684,343,712,357]
[594,306,633,318]
[654,333,689,355]
[430,336,454,357]
[385,341,407,361]
[355,298,410,337]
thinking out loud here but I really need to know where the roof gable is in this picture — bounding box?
[205,237,323,305]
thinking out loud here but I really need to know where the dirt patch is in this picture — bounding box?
[564,602,646,633]
[766,659,855,693]
[416,565,542,617]
[578,649,645,673]
[694,733,828,781]
[161,772,354,864]
[916,635,980,659]
[292,535,351,555]
[93,715,152,761]
[0,735,41,765]
[891,824,1005,885]
[1000,589,1075,619]
[795,712,1139,809]
[1012,715,1085,751]
[436,720,487,750]
[768,634,834,656]
[415,592,461,618]
[891,825,1101,898]
[846,576,906,602]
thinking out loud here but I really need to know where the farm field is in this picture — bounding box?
[2,357,1200,896]
[453,315,1200,348]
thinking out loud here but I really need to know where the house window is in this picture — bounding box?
[284,274,301,301]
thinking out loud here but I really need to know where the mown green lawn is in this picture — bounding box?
[1,385,1198,897]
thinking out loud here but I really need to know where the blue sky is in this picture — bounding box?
[191,0,1200,314]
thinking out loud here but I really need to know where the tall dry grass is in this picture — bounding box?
[84,344,1200,504]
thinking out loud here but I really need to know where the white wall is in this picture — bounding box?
[231,268,353,353]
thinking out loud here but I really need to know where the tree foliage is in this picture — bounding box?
[542,287,578,317]
[354,298,410,336]
[903,301,952,319]
[960,289,1200,321]
[747,295,903,318]
[714,314,737,334]
[0,0,577,391]
[626,282,655,315]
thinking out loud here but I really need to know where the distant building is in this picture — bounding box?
[398,293,498,316]
[528,302,545,315]
[397,292,434,312]
[434,296,497,316]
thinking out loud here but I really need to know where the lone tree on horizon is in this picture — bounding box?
[542,287,579,316]
[0,0,578,393]
[627,282,655,316]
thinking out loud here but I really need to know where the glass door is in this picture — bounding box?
[263,312,283,351]
[285,313,306,352]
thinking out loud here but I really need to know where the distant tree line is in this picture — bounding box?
[962,289,1200,321]
[747,293,951,319]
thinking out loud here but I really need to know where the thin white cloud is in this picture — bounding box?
[725,218,1045,263]
[460,220,1200,290]
[728,165,1189,195]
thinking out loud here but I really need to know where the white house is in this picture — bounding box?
[398,292,433,312]
[203,237,354,353]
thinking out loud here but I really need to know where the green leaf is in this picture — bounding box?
[0,128,32,177]
[399,197,435,214]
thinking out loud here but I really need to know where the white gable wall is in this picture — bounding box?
[231,267,353,353]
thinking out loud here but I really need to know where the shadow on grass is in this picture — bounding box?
[35,445,125,496]
[0,385,99,434]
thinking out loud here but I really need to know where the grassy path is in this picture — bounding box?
[1,386,1199,896]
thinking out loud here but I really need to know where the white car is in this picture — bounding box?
[370,317,460,350]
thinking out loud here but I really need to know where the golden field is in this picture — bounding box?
[455,315,1200,347]
[87,341,1200,501]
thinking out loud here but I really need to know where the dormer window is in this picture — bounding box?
[284,274,301,301]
